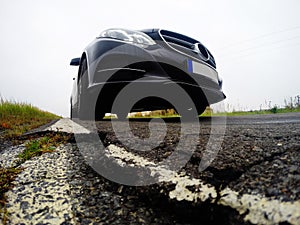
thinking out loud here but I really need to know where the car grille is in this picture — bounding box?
[159,30,216,68]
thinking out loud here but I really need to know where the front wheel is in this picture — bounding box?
[77,58,93,120]
[95,111,105,121]
[70,103,78,119]
[196,105,207,116]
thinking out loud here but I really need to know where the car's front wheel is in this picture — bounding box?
[77,58,94,120]
[70,102,78,119]
[95,111,105,120]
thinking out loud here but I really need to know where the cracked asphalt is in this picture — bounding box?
[0,113,299,224]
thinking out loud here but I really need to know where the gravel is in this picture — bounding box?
[0,145,25,168]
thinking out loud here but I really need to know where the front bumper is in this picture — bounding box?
[87,41,225,111]
[88,73,225,113]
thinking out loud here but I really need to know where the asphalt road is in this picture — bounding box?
[1,113,299,224]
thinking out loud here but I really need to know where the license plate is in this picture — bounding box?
[187,59,218,83]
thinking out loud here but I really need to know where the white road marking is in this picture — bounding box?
[5,145,77,224]
[45,118,90,134]
[219,188,300,225]
[106,145,217,202]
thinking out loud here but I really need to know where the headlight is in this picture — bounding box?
[99,28,156,47]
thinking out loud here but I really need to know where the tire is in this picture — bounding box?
[78,58,93,120]
[95,92,107,121]
[196,105,207,115]
[95,111,105,120]
[70,104,76,119]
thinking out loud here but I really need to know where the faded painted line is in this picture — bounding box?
[45,118,90,134]
[219,188,300,225]
[5,145,77,224]
[105,144,300,225]
[106,145,217,202]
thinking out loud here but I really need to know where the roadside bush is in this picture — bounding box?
[270,106,278,114]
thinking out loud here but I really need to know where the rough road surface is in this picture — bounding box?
[0,113,299,224]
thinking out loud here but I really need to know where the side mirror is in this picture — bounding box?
[70,57,80,66]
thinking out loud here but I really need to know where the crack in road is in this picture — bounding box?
[204,145,296,188]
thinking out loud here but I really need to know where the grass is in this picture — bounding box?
[112,105,300,119]
[211,106,300,117]
[18,137,55,161]
[0,99,61,138]
[16,133,70,164]
[0,168,23,203]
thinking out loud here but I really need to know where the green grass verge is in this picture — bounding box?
[108,106,300,119]
[210,106,300,117]
[0,99,61,138]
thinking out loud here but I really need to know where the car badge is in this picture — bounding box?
[192,43,201,54]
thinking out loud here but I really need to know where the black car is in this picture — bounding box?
[70,28,225,120]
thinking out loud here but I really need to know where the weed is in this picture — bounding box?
[16,133,70,164]
[0,168,23,201]
[18,137,53,161]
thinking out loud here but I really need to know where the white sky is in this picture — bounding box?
[0,0,300,116]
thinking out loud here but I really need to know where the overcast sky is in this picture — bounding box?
[0,0,300,117]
